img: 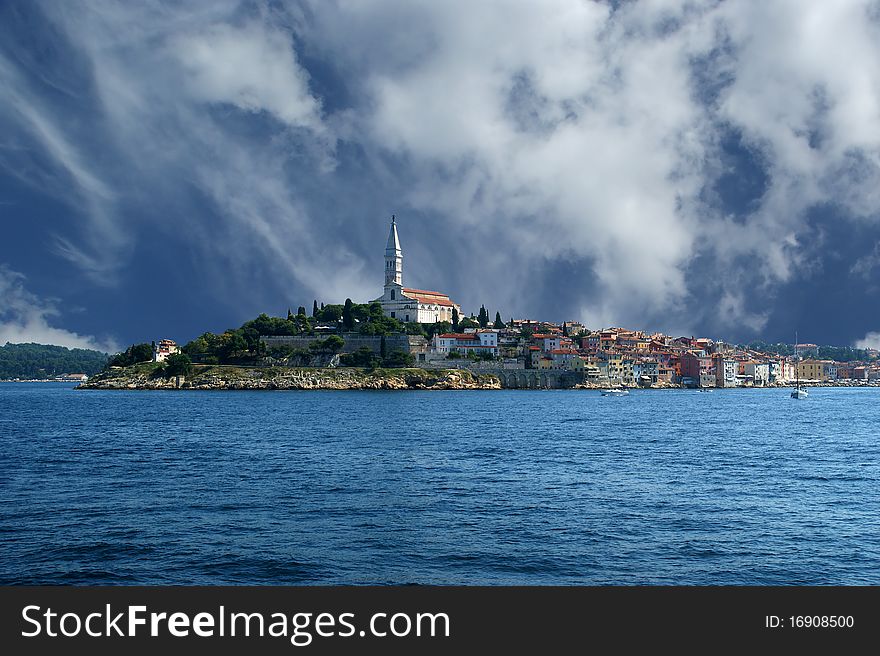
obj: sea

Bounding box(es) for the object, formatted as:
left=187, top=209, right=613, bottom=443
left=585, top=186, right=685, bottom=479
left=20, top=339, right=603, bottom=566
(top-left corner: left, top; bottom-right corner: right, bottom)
left=1, top=382, right=878, bottom=585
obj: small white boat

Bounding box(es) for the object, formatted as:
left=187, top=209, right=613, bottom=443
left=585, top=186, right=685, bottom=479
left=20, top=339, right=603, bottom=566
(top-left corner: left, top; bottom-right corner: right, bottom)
left=601, top=388, right=629, bottom=396
left=791, top=388, right=808, bottom=399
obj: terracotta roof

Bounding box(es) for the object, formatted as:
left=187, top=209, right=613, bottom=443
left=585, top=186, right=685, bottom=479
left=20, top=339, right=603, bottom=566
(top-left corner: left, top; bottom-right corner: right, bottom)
left=439, top=333, right=478, bottom=340
left=403, top=287, right=449, bottom=297
left=402, top=288, right=455, bottom=306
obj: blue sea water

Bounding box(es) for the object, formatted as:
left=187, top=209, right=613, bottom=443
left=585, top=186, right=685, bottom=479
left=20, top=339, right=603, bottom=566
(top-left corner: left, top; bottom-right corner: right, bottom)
left=1, top=383, right=878, bottom=585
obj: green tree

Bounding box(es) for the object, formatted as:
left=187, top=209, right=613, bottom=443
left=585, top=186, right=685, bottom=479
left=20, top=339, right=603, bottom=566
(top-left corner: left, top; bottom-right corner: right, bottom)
left=383, top=348, right=415, bottom=368
left=163, top=353, right=193, bottom=377
left=312, top=300, right=319, bottom=317
left=339, top=347, right=381, bottom=368
left=287, top=308, right=294, bottom=321
left=108, top=343, right=154, bottom=367
left=342, top=298, right=355, bottom=330
left=404, top=322, right=427, bottom=336
left=478, top=305, right=489, bottom=328
left=494, top=312, right=505, bottom=329
left=317, top=304, right=344, bottom=323
left=309, top=335, right=345, bottom=354
left=297, top=306, right=307, bottom=317
left=452, top=307, right=460, bottom=331
left=425, top=321, right=452, bottom=339
left=459, top=317, right=479, bottom=330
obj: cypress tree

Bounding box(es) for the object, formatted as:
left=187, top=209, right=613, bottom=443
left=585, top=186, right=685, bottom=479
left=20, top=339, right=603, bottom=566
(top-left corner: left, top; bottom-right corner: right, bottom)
left=494, top=312, right=504, bottom=329
left=452, top=307, right=459, bottom=331
left=343, top=298, right=354, bottom=330
left=478, top=305, right=489, bottom=328
left=297, top=306, right=307, bottom=317
left=313, top=300, right=319, bottom=317
left=287, top=308, right=294, bottom=321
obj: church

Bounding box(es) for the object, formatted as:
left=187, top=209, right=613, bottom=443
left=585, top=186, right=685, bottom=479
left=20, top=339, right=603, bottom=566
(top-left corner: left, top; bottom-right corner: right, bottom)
left=374, top=216, right=461, bottom=324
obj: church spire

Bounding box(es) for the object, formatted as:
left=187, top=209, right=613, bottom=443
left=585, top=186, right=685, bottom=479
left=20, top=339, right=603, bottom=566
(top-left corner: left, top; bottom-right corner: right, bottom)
left=385, top=215, right=403, bottom=287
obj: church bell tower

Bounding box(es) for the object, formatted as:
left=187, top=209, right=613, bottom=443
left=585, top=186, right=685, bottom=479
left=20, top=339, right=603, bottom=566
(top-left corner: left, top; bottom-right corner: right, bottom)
left=385, top=215, right=403, bottom=287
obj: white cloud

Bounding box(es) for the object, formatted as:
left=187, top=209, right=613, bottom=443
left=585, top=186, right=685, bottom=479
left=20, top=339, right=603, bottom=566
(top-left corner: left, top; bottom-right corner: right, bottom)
left=854, top=331, right=880, bottom=350
left=169, top=21, right=325, bottom=133
left=3, top=0, right=880, bottom=338
left=0, top=266, right=118, bottom=352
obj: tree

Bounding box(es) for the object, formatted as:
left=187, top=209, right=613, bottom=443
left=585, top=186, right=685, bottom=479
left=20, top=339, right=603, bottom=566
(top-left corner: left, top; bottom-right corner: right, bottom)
left=478, top=305, right=489, bottom=328
left=316, top=304, right=344, bottom=323
left=312, top=300, right=319, bottom=317
left=163, top=353, right=193, bottom=377
left=404, top=322, right=427, bottom=336
left=459, top=317, right=479, bottom=330
left=452, top=307, right=460, bottom=331
left=108, top=343, right=154, bottom=367
left=340, top=347, right=381, bottom=369
left=342, top=298, right=355, bottom=330
left=288, top=308, right=294, bottom=321
left=309, top=335, right=345, bottom=354
left=297, top=306, right=307, bottom=317
left=383, top=348, right=415, bottom=368
left=494, top=311, right=505, bottom=329
left=425, top=321, right=451, bottom=339
left=563, top=322, right=569, bottom=337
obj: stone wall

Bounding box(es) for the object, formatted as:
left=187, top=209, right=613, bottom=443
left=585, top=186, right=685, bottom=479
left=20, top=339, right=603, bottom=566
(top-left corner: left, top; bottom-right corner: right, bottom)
left=260, top=333, right=427, bottom=355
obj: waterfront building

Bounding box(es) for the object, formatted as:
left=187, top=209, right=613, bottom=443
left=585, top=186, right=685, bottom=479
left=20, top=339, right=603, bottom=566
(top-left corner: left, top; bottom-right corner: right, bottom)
left=433, top=331, right=499, bottom=357
left=712, top=355, right=738, bottom=387
left=680, top=350, right=713, bottom=386
left=374, top=216, right=461, bottom=324
left=798, top=359, right=837, bottom=382
left=633, top=360, right=659, bottom=385
left=742, top=361, right=770, bottom=386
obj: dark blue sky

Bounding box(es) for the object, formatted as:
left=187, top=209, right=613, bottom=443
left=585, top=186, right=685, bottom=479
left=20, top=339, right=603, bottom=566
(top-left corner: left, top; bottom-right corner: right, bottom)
left=1, top=0, right=879, bottom=352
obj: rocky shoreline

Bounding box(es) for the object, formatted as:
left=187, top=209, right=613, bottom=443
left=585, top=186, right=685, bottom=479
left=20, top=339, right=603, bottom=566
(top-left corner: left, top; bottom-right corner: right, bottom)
left=77, top=364, right=502, bottom=391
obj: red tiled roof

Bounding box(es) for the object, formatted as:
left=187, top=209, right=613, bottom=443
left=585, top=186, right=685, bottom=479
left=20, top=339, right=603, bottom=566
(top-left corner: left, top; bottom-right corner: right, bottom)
left=403, top=288, right=455, bottom=306
left=439, top=333, right=477, bottom=340
left=403, top=287, right=447, bottom=296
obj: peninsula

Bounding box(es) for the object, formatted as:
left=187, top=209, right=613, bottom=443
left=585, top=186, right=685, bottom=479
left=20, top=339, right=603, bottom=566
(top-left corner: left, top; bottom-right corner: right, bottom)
left=78, top=218, right=880, bottom=391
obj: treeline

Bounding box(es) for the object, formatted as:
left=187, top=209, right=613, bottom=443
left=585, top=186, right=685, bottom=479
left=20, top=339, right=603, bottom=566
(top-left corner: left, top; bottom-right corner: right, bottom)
left=106, top=298, right=512, bottom=370
left=180, top=300, right=472, bottom=365
left=0, top=342, right=109, bottom=379
left=742, top=341, right=876, bottom=362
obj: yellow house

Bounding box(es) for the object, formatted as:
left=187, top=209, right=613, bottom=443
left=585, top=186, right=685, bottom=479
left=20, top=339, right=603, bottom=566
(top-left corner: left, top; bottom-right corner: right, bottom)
left=797, top=360, right=836, bottom=381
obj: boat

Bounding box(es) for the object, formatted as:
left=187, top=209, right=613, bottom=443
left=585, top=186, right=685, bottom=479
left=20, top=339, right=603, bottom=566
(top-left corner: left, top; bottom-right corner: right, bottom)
left=601, top=388, right=629, bottom=396
left=697, top=388, right=713, bottom=393
left=791, top=332, right=809, bottom=400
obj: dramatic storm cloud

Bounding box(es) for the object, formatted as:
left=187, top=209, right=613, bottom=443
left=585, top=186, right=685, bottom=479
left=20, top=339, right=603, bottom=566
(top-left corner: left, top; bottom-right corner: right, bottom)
left=1, top=0, right=879, bottom=348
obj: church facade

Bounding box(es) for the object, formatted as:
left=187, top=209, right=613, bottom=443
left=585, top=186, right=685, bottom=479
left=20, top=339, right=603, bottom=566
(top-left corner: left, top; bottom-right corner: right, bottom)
left=374, top=216, right=461, bottom=324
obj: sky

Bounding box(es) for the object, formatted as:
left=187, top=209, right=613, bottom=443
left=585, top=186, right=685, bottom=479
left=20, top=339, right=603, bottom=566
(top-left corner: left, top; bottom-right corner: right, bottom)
left=1, top=0, right=880, bottom=353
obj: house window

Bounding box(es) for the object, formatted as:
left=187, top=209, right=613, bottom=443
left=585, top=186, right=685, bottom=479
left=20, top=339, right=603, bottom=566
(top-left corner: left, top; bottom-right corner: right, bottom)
left=391, top=289, right=395, bottom=300
left=405, top=315, right=410, bottom=322
left=391, top=312, right=395, bottom=318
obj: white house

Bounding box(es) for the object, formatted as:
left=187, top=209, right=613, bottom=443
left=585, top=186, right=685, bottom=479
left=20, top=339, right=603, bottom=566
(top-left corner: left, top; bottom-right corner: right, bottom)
left=433, top=330, right=499, bottom=356
left=153, top=339, right=179, bottom=362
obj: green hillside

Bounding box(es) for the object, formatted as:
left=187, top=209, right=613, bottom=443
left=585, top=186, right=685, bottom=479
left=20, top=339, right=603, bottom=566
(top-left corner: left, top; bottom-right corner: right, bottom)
left=0, top=343, right=109, bottom=379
